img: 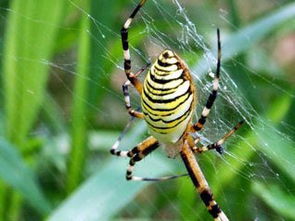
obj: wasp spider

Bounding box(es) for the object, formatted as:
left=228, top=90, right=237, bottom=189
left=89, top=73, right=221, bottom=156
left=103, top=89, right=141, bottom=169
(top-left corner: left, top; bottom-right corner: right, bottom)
left=110, top=0, right=244, bottom=220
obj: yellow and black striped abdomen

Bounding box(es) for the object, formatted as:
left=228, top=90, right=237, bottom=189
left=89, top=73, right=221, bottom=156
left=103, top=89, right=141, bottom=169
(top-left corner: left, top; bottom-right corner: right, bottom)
left=141, top=50, right=196, bottom=144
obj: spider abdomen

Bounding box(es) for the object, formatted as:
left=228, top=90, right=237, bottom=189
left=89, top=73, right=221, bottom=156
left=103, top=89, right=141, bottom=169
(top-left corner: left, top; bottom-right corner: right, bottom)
left=141, top=50, right=196, bottom=144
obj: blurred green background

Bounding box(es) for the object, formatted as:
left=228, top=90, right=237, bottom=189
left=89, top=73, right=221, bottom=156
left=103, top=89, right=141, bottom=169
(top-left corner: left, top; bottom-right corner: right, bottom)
left=0, top=0, right=294, bottom=220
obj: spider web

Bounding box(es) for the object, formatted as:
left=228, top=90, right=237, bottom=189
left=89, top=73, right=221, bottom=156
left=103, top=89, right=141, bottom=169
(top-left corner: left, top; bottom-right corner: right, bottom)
left=71, top=0, right=294, bottom=219
left=1, top=0, right=294, bottom=220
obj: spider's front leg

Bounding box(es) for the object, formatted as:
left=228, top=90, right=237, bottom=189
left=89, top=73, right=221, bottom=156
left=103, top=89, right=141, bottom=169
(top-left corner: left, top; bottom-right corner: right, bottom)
left=121, top=0, right=148, bottom=94
left=192, top=29, right=221, bottom=132
left=180, top=138, right=229, bottom=221
left=120, top=0, right=150, bottom=118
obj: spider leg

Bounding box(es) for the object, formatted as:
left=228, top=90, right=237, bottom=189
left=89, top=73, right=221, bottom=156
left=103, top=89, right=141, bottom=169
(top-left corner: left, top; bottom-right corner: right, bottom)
left=192, top=120, right=244, bottom=154
left=110, top=117, right=139, bottom=157
left=180, top=139, right=229, bottom=221
left=121, top=0, right=148, bottom=94
left=126, top=136, right=187, bottom=181
left=192, top=29, right=221, bottom=132
left=122, top=63, right=151, bottom=118
left=134, top=62, right=151, bottom=77
left=122, top=80, right=144, bottom=119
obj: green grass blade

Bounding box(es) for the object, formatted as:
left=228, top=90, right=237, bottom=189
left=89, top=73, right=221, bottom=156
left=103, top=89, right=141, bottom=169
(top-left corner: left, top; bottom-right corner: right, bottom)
left=1, top=0, right=66, bottom=218
left=256, top=124, right=295, bottom=183
left=2, top=0, right=65, bottom=145
left=42, top=93, right=67, bottom=134
left=212, top=94, right=292, bottom=190
left=49, top=157, right=173, bottom=221
left=190, top=97, right=292, bottom=219
left=50, top=121, right=176, bottom=220
left=187, top=95, right=293, bottom=219
left=66, top=0, right=91, bottom=194
left=252, top=182, right=295, bottom=219
left=194, top=2, right=295, bottom=74
left=0, top=138, right=51, bottom=214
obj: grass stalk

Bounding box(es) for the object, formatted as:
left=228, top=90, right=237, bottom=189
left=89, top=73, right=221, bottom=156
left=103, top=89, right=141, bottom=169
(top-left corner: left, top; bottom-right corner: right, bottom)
left=7, top=192, right=22, bottom=221
left=66, top=1, right=91, bottom=193
left=1, top=0, right=65, bottom=218
left=0, top=182, right=8, bottom=221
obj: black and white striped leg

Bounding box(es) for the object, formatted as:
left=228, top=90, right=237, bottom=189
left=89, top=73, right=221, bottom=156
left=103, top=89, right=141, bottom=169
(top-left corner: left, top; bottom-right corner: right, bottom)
left=110, top=117, right=137, bottom=157
left=122, top=80, right=144, bottom=119
left=122, top=63, right=151, bottom=119
left=121, top=0, right=147, bottom=93
left=193, top=29, right=221, bottom=132
left=192, top=120, right=244, bottom=154
left=126, top=136, right=187, bottom=181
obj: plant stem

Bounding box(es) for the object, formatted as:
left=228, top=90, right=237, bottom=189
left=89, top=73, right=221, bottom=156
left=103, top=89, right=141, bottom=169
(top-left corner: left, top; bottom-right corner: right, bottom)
left=7, top=192, right=22, bottom=221
left=66, top=2, right=91, bottom=193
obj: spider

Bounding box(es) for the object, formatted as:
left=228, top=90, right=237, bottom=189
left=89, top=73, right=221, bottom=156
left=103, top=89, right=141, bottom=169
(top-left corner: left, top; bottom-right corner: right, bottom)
left=110, top=0, right=244, bottom=220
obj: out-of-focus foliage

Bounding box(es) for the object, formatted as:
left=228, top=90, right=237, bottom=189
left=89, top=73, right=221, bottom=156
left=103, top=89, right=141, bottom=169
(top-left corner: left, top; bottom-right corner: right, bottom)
left=0, top=0, right=294, bottom=220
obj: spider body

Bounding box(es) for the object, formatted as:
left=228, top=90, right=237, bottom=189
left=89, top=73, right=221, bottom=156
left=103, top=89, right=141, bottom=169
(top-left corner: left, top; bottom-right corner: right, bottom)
left=141, top=50, right=196, bottom=145
left=110, top=0, right=244, bottom=220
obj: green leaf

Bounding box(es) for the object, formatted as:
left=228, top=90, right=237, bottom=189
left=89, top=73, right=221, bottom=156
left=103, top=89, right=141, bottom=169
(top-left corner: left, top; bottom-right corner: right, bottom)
left=252, top=182, right=295, bottom=219
left=0, top=138, right=50, bottom=214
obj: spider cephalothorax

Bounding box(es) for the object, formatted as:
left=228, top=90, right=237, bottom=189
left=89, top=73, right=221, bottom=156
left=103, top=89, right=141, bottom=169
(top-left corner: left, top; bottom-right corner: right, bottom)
left=110, top=0, right=243, bottom=220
